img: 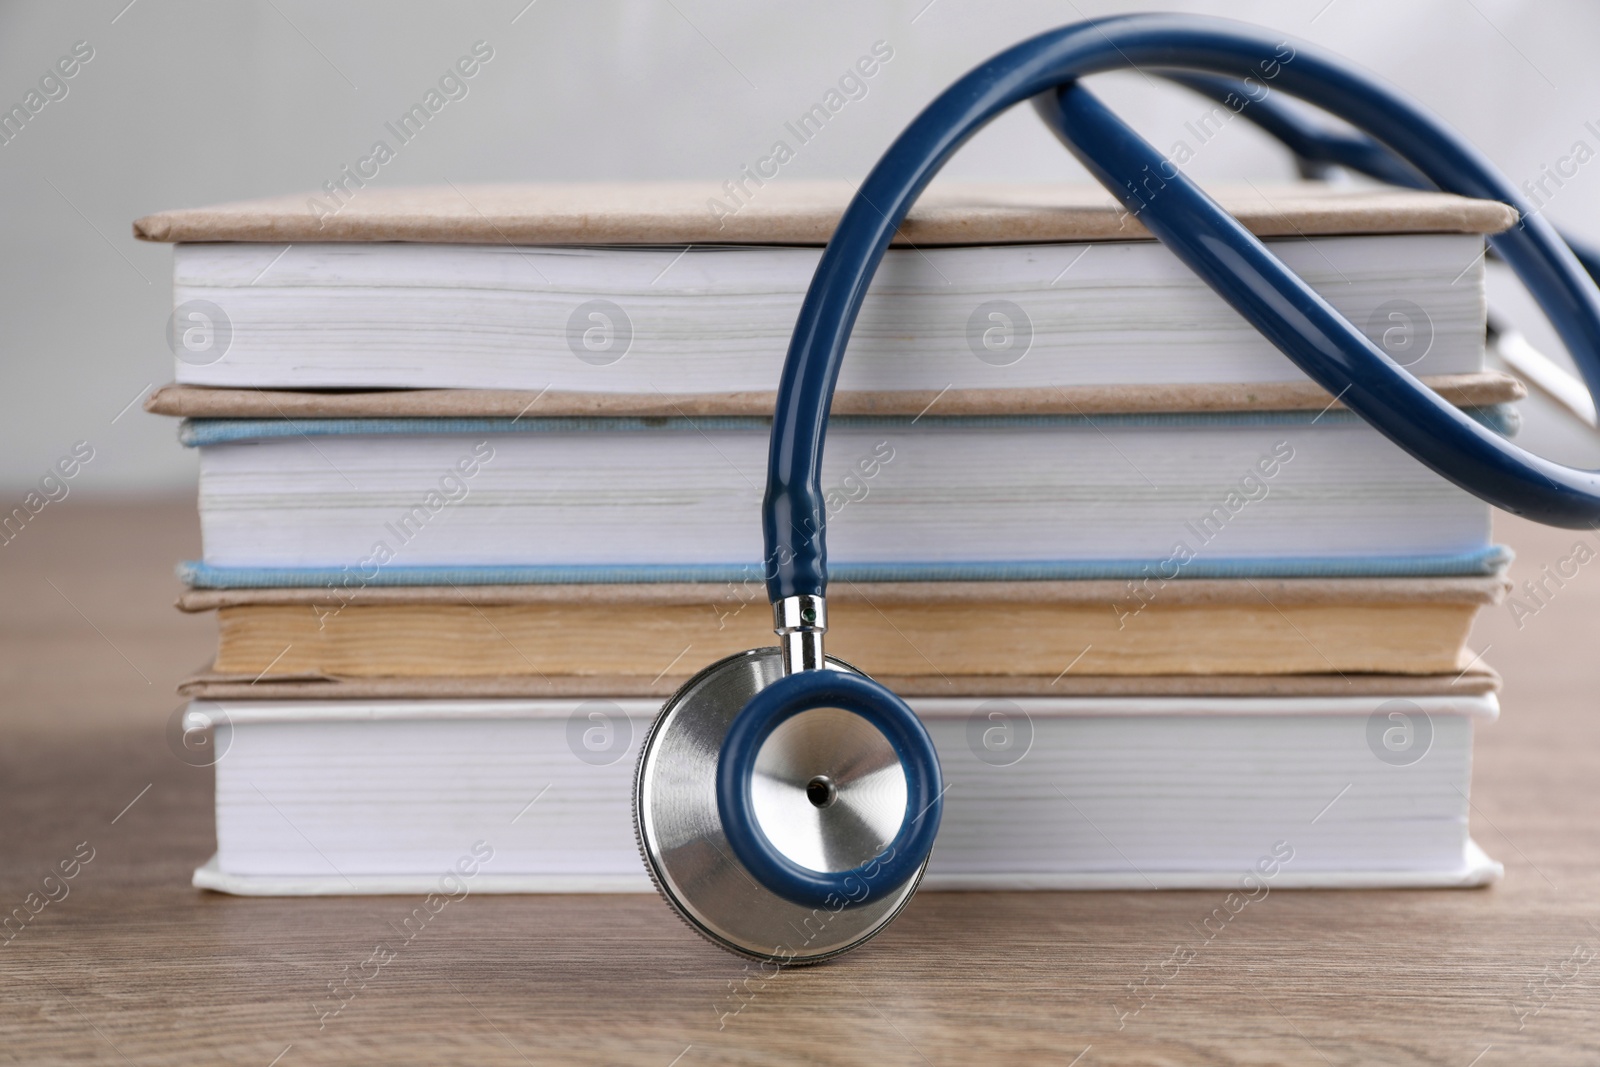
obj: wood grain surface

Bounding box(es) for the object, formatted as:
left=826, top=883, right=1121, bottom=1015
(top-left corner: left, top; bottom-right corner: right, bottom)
left=3, top=498, right=1598, bottom=1065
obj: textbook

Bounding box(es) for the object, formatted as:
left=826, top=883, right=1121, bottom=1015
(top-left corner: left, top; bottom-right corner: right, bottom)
left=186, top=685, right=1502, bottom=895
left=177, top=405, right=1514, bottom=581
left=133, top=182, right=1514, bottom=394
left=177, top=575, right=1508, bottom=681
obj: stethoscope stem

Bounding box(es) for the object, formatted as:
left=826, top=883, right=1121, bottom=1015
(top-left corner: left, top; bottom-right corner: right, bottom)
left=775, top=594, right=827, bottom=675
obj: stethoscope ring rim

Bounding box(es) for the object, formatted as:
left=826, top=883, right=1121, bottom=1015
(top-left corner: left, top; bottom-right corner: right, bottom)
left=715, top=668, right=943, bottom=911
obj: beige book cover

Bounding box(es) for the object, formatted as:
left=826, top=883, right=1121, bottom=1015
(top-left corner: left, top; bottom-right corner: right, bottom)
left=178, top=574, right=1508, bottom=686
left=177, top=664, right=1500, bottom=702
left=143, top=371, right=1524, bottom=420
left=133, top=181, right=1517, bottom=246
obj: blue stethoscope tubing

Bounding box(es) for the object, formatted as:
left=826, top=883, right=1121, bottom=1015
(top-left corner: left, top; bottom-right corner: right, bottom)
left=768, top=12, right=1600, bottom=605
left=1160, top=69, right=1600, bottom=290
left=714, top=13, right=1600, bottom=914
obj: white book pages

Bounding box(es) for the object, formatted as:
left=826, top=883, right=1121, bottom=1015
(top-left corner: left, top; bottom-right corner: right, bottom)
left=171, top=234, right=1486, bottom=391
left=197, top=694, right=1498, bottom=892
left=194, top=418, right=1491, bottom=569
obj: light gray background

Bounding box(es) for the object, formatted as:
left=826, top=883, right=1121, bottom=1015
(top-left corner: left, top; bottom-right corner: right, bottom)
left=2, top=0, right=1597, bottom=494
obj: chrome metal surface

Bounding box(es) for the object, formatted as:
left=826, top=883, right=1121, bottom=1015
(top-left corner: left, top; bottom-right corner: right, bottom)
left=777, top=633, right=825, bottom=675
left=773, top=595, right=828, bottom=634
left=774, top=595, right=827, bottom=675
left=750, top=706, right=907, bottom=874
left=633, top=647, right=927, bottom=963
left=780, top=630, right=826, bottom=675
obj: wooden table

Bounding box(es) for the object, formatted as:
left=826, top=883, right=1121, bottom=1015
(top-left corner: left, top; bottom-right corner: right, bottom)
left=3, top=499, right=1597, bottom=1065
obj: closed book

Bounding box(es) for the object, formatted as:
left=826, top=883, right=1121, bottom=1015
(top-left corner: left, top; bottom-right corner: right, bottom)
left=178, top=575, right=1508, bottom=680
left=134, top=182, right=1513, bottom=395
left=176, top=405, right=1516, bottom=583
left=186, top=681, right=1501, bottom=895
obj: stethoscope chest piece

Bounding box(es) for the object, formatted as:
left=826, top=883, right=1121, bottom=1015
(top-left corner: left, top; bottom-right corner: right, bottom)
left=633, top=647, right=931, bottom=963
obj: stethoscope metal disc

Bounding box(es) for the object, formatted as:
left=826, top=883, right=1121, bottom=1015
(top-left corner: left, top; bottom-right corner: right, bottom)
left=750, top=705, right=909, bottom=874
left=633, top=647, right=927, bottom=963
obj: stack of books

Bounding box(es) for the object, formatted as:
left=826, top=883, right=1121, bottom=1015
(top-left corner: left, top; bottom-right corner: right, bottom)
left=139, top=182, right=1517, bottom=894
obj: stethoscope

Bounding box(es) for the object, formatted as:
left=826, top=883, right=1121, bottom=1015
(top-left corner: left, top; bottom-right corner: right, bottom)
left=633, top=13, right=1600, bottom=963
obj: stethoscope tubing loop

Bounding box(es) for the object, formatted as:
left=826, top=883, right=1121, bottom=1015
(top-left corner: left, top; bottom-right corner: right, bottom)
left=760, top=12, right=1600, bottom=607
